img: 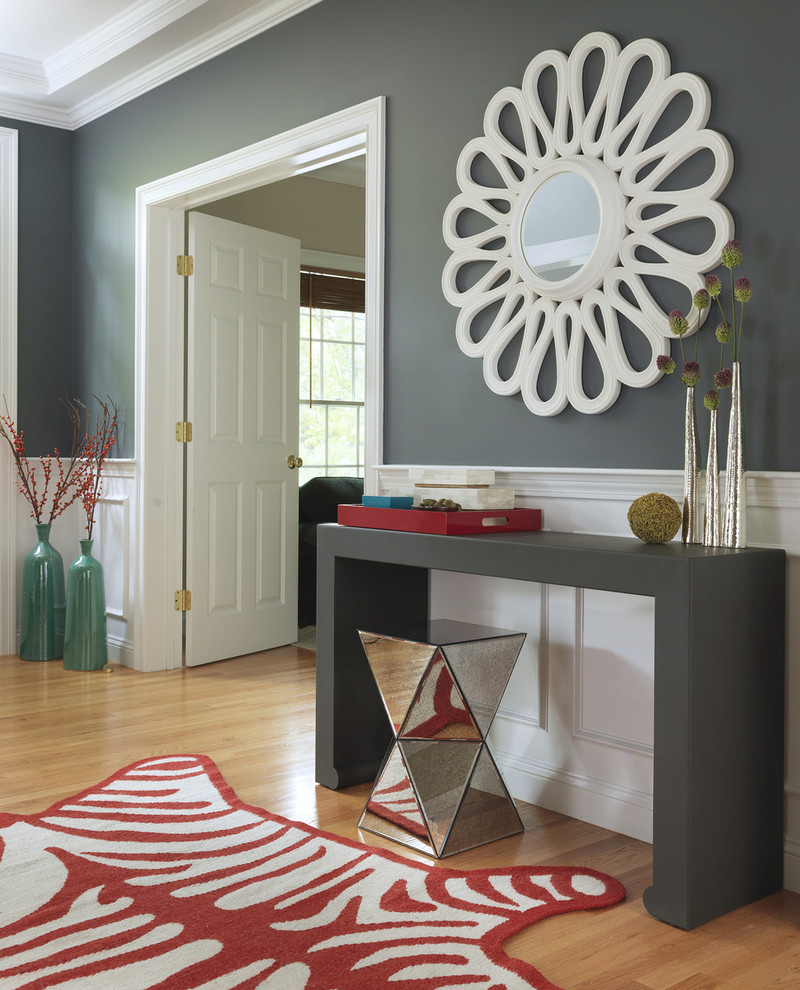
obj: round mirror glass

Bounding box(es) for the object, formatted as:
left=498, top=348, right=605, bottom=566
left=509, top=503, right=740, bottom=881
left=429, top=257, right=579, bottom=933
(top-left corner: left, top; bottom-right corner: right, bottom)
left=521, top=172, right=601, bottom=282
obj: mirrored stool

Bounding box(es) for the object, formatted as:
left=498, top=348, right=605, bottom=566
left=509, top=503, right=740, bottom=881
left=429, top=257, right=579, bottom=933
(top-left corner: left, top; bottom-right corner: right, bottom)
left=357, top=619, right=526, bottom=858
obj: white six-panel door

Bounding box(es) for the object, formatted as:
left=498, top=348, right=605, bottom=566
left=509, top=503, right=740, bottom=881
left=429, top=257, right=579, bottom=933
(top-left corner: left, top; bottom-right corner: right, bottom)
left=186, top=213, right=301, bottom=666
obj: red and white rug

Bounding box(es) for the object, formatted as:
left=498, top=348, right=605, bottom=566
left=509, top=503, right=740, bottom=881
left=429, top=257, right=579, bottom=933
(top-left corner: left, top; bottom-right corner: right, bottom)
left=0, top=755, right=625, bottom=989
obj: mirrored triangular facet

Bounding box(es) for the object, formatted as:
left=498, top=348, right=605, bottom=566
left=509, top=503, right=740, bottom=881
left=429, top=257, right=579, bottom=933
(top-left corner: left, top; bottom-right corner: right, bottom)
left=401, top=649, right=481, bottom=740
left=359, top=631, right=436, bottom=731
left=442, top=633, right=525, bottom=735
left=399, top=739, right=480, bottom=855
left=443, top=744, right=523, bottom=855
left=358, top=742, right=434, bottom=855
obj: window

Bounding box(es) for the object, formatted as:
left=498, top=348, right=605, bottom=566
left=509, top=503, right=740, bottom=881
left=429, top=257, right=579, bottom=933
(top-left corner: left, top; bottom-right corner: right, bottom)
left=298, top=267, right=365, bottom=487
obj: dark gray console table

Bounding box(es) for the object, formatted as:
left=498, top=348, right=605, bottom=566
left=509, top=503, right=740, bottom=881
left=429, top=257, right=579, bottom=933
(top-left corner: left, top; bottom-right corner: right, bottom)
left=315, top=524, right=785, bottom=930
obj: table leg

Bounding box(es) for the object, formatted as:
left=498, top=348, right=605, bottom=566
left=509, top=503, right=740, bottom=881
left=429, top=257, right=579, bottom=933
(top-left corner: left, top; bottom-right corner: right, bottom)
left=645, top=557, right=784, bottom=928
left=315, top=553, right=428, bottom=788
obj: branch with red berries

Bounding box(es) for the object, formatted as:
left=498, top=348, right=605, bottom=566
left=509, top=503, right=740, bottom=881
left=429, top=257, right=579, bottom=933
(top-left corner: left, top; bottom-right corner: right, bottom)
left=77, top=396, right=118, bottom=539
left=1, top=395, right=118, bottom=529
left=0, top=396, right=92, bottom=524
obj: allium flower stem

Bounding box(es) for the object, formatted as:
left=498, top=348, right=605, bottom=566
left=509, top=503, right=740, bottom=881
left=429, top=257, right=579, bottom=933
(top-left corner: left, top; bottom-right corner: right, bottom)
left=710, top=282, right=733, bottom=362
left=78, top=395, right=118, bottom=538
left=736, top=301, right=745, bottom=362
left=730, top=268, right=736, bottom=358
left=694, top=311, right=701, bottom=361
left=713, top=286, right=729, bottom=332
left=678, top=334, right=688, bottom=367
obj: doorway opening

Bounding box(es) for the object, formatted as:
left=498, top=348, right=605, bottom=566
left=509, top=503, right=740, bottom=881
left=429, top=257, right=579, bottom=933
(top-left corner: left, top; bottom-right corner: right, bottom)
left=195, top=157, right=368, bottom=486
left=134, top=98, right=385, bottom=671
left=188, top=161, right=366, bottom=661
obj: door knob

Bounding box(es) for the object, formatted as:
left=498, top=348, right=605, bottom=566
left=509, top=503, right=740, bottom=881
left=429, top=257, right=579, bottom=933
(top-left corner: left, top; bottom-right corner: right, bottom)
left=287, top=454, right=303, bottom=469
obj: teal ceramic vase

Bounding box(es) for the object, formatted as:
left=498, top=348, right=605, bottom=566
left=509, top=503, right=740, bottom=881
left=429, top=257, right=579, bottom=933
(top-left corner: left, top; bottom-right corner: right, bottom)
left=19, top=523, right=66, bottom=661
left=63, top=539, right=108, bottom=671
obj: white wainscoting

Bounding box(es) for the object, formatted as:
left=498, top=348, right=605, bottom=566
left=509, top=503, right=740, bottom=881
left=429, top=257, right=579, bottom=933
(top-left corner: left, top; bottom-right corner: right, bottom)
left=13, top=459, right=136, bottom=667
left=376, top=465, right=800, bottom=891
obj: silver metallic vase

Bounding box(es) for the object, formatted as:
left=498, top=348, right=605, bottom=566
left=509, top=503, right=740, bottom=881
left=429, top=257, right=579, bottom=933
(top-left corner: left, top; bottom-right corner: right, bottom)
left=722, top=361, right=746, bottom=547
left=682, top=386, right=701, bottom=544
left=703, top=407, right=721, bottom=546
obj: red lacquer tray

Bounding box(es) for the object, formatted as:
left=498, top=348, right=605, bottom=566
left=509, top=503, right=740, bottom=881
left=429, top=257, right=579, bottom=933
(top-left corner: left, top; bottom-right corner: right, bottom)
left=337, top=504, right=542, bottom=535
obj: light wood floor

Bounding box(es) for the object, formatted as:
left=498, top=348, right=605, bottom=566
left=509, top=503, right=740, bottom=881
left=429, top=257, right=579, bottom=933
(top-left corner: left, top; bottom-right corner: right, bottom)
left=1, top=648, right=798, bottom=989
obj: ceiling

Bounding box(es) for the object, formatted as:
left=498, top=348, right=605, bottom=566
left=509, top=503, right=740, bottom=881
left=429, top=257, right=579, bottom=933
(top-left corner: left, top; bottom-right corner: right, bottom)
left=0, top=0, right=324, bottom=129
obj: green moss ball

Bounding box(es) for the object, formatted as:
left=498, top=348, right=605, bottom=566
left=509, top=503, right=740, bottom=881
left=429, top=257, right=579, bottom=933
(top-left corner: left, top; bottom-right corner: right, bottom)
left=627, top=492, right=682, bottom=544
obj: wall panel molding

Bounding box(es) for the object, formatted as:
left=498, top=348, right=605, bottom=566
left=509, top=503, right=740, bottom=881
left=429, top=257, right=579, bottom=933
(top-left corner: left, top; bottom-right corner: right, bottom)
left=93, top=462, right=135, bottom=661
left=95, top=492, right=131, bottom=621
left=573, top=588, right=654, bottom=755
left=573, top=587, right=656, bottom=755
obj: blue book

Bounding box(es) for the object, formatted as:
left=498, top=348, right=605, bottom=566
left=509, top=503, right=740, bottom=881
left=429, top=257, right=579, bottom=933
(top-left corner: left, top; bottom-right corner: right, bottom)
left=361, top=495, right=414, bottom=509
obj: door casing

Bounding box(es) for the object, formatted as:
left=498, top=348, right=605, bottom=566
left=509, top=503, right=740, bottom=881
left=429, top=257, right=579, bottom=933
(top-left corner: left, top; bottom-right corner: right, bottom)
left=134, top=97, right=385, bottom=671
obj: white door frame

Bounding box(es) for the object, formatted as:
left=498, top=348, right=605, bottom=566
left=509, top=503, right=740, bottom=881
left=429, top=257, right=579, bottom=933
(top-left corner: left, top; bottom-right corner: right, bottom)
left=134, top=97, right=385, bottom=671
left=0, top=127, right=18, bottom=655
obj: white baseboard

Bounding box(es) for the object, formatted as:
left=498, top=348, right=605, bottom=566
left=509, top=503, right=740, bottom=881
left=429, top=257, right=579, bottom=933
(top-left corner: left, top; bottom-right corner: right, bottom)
left=495, top=749, right=654, bottom=843
left=783, top=839, right=800, bottom=892
left=107, top=634, right=135, bottom=669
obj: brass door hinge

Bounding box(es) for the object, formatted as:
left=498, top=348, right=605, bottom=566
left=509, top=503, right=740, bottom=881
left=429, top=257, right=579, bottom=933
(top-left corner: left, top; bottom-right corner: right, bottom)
left=174, top=589, right=192, bottom=612
left=177, top=254, right=194, bottom=276
left=175, top=421, right=193, bottom=442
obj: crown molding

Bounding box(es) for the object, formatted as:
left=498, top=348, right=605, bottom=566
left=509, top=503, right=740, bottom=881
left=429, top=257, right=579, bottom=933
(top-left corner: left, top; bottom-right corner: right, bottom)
left=0, top=93, right=72, bottom=129
left=0, top=0, right=325, bottom=130
left=44, top=0, right=211, bottom=95
left=0, top=55, right=49, bottom=97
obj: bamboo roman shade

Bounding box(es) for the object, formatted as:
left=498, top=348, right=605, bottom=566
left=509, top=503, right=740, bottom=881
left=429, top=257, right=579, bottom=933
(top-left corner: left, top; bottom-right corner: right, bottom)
left=300, top=267, right=365, bottom=314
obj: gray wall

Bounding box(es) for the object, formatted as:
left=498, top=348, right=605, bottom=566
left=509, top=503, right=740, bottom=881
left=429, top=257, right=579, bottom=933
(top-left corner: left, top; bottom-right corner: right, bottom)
left=2, top=117, right=73, bottom=453
left=21, top=0, right=800, bottom=467
left=195, top=173, right=366, bottom=257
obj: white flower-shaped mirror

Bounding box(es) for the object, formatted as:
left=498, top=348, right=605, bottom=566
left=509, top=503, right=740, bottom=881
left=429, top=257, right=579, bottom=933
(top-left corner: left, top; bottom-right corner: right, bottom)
left=442, top=31, right=734, bottom=415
